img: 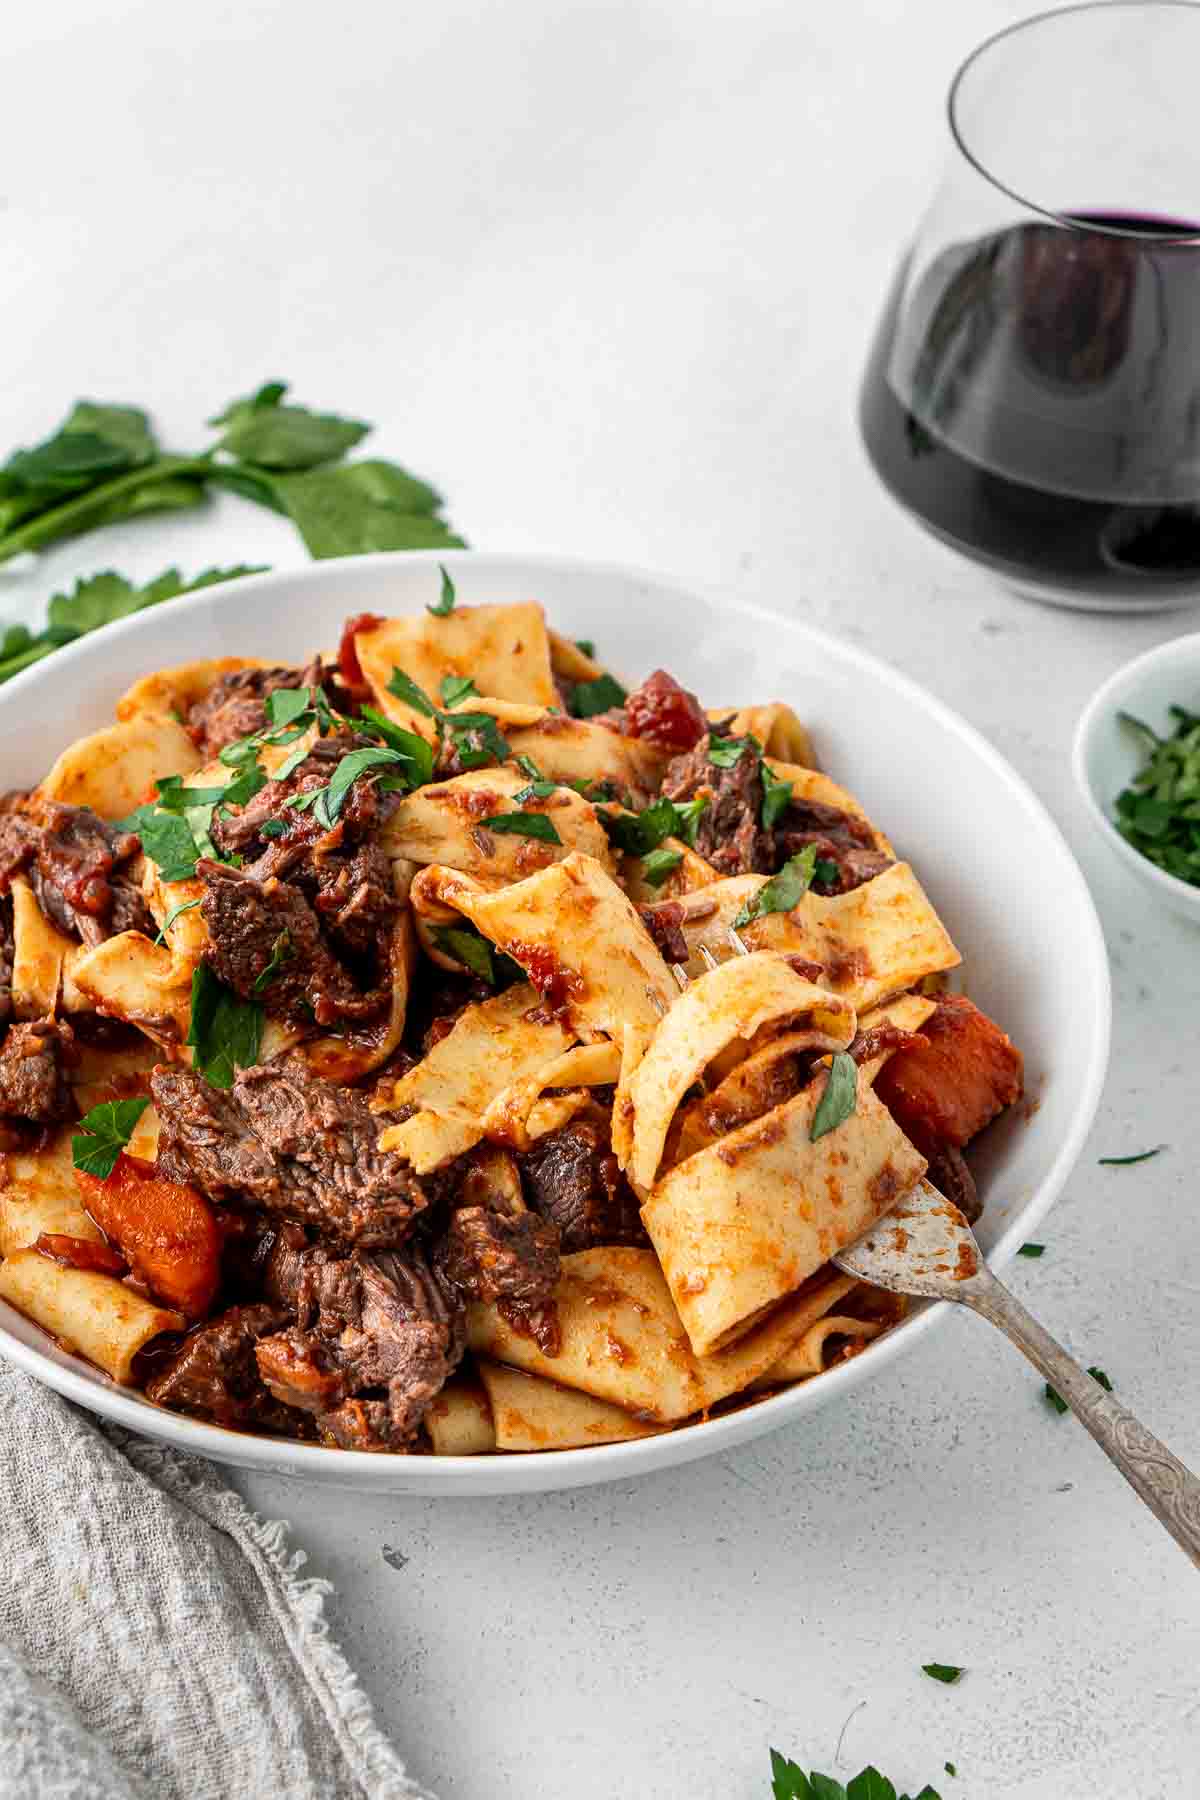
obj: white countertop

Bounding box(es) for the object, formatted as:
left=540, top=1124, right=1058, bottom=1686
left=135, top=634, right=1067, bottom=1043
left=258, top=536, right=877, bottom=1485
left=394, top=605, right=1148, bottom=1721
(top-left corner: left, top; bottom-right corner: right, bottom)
left=5, top=2, right=1199, bottom=1795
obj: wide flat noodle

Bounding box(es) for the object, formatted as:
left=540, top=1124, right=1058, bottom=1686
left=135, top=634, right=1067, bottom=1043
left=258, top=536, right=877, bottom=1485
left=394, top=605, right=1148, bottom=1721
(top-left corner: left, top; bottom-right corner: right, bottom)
left=68, top=932, right=194, bottom=1051
left=0, top=1127, right=102, bottom=1255
left=641, top=1075, right=927, bottom=1355
left=375, top=983, right=573, bottom=1173
left=425, top=1378, right=497, bottom=1455
left=300, top=909, right=417, bottom=1083
left=621, top=840, right=719, bottom=905
left=477, top=1361, right=663, bottom=1451
left=409, top=852, right=676, bottom=1040
left=10, top=877, right=74, bottom=1019
left=680, top=863, right=960, bottom=1010
left=381, top=766, right=613, bottom=880
left=504, top=717, right=667, bottom=804
left=619, top=952, right=857, bottom=1195
left=481, top=1041, right=622, bottom=1152
left=751, top=1310, right=887, bottom=1387
left=356, top=604, right=557, bottom=735
left=39, top=714, right=200, bottom=821
left=466, top=1246, right=863, bottom=1422
left=855, top=993, right=937, bottom=1086
left=116, top=656, right=275, bottom=724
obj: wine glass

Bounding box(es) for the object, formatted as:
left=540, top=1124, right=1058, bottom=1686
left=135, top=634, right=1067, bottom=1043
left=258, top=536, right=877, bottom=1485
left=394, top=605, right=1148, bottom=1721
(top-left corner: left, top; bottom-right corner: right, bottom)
left=859, top=1, right=1200, bottom=612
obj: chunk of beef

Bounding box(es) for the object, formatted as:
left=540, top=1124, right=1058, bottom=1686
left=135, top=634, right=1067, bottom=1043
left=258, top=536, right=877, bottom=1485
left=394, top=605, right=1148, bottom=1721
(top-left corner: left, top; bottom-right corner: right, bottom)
left=520, top=1113, right=647, bottom=1252
left=434, top=1205, right=560, bottom=1306
left=197, top=860, right=388, bottom=1029
left=0, top=801, right=152, bottom=945
left=403, top=963, right=493, bottom=1057
left=150, top=1060, right=428, bottom=1246
left=145, top=1302, right=304, bottom=1434
left=661, top=735, right=770, bottom=876
left=637, top=898, right=689, bottom=964
left=211, top=733, right=391, bottom=865
left=772, top=795, right=893, bottom=893
left=0, top=1020, right=74, bottom=1123
left=186, top=662, right=321, bottom=757
left=924, top=1141, right=982, bottom=1225
left=308, top=837, right=396, bottom=958
left=254, top=1244, right=463, bottom=1451
left=874, top=994, right=1024, bottom=1152
left=0, top=897, right=12, bottom=1033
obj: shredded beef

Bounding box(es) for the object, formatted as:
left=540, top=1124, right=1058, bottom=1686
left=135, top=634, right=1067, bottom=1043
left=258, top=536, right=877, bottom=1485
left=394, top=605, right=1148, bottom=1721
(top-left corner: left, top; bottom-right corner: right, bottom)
left=661, top=735, right=770, bottom=876
left=0, top=897, right=12, bottom=1033
left=0, top=802, right=152, bottom=945
left=924, top=1141, right=982, bottom=1225
left=150, top=1060, right=428, bottom=1246
left=144, top=1303, right=305, bottom=1433
left=772, top=795, right=893, bottom=893
left=434, top=1204, right=560, bottom=1306
left=186, top=661, right=324, bottom=757
left=520, top=1114, right=647, bottom=1252
left=254, top=1244, right=463, bottom=1450
left=637, top=899, right=689, bottom=964
left=198, top=860, right=388, bottom=1029
left=0, top=1020, right=74, bottom=1123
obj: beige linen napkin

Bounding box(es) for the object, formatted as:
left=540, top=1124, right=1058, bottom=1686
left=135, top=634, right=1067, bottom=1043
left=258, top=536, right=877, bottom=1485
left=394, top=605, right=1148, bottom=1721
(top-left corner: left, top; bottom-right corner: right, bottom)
left=0, top=1360, right=436, bottom=1800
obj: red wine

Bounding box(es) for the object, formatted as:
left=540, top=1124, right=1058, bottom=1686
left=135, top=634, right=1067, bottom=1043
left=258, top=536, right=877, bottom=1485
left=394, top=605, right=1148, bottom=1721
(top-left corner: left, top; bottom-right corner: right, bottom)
left=860, top=212, right=1200, bottom=605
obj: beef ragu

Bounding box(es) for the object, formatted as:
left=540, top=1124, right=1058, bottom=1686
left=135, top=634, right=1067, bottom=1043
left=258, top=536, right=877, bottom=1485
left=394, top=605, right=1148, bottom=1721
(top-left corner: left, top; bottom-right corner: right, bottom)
left=0, top=591, right=1024, bottom=1456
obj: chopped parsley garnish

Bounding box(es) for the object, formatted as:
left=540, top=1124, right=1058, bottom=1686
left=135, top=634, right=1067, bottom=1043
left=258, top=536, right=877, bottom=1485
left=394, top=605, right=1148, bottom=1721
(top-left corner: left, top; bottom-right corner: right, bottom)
left=1089, top=1366, right=1113, bottom=1391
left=446, top=710, right=510, bottom=769
left=708, top=732, right=760, bottom=769
left=432, top=925, right=498, bottom=984
left=1017, top=1242, right=1045, bottom=1257
left=769, top=1749, right=943, bottom=1800
left=440, top=673, right=477, bottom=707
left=640, top=847, right=683, bottom=888
left=479, top=810, right=562, bottom=845
left=287, top=744, right=420, bottom=827
left=921, top=1664, right=963, bottom=1686
left=259, top=819, right=288, bottom=839
left=814, top=856, right=841, bottom=888
left=119, top=805, right=204, bottom=882
left=252, top=931, right=293, bottom=993
left=154, top=896, right=202, bottom=945
left=1113, top=705, right=1200, bottom=886
left=71, top=1096, right=150, bottom=1180
left=264, top=685, right=314, bottom=729
left=571, top=672, right=627, bottom=717
left=513, top=779, right=559, bottom=802
left=944, top=1765, right=956, bottom=1779
left=733, top=845, right=817, bottom=928
left=761, top=764, right=794, bottom=829
left=386, top=666, right=438, bottom=718
left=1098, top=1145, right=1166, bottom=1166
left=428, top=563, right=457, bottom=616
left=600, top=794, right=707, bottom=857
left=574, top=638, right=595, bottom=659
left=809, top=1050, right=857, bottom=1142
left=187, top=964, right=264, bottom=1089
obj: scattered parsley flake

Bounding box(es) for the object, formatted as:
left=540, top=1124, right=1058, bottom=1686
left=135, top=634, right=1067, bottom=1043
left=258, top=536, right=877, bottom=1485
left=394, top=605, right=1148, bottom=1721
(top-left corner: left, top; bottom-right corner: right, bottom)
left=386, top=666, right=437, bottom=718
left=432, top=925, right=496, bottom=984
left=252, top=931, right=293, bottom=993
left=761, top=764, right=793, bottom=829
left=641, top=847, right=683, bottom=888
left=708, top=732, right=760, bottom=769
left=153, top=896, right=202, bottom=945
left=71, top=1097, right=150, bottom=1180
left=921, top=1664, right=963, bottom=1686
left=572, top=672, right=626, bottom=717
left=810, top=1050, right=858, bottom=1141
left=1018, top=1242, right=1045, bottom=1257
left=733, top=845, right=817, bottom=928
left=427, top=564, right=457, bottom=616
left=1098, top=1145, right=1166, bottom=1166
left=479, top=810, right=562, bottom=845
left=574, top=638, right=596, bottom=659
left=440, top=673, right=477, bottom=707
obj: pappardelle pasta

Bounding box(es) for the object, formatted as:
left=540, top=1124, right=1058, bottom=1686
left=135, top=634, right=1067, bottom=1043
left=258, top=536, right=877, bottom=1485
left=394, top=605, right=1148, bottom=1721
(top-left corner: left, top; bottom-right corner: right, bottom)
left=0, top=587, right=1024, bottom=1455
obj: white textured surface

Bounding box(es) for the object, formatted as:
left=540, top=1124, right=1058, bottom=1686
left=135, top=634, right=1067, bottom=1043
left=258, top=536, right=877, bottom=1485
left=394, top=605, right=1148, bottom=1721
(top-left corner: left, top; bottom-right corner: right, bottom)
left=4, top=2, right=1199, bottom=1796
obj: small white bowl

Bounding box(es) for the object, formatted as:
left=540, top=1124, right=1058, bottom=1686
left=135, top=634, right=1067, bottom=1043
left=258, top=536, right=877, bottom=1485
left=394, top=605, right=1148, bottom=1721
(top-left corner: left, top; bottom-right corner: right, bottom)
left=1073, top=633, right=1200, bottom=926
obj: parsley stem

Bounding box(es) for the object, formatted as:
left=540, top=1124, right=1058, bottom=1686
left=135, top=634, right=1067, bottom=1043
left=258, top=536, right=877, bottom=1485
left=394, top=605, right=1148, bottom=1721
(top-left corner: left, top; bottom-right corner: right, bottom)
left=0, top=455, right=215, bottom=564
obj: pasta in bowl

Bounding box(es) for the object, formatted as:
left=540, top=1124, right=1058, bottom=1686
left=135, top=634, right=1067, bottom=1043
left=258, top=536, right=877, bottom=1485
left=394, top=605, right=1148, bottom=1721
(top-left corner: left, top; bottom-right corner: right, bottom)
left=0, top=555, right=1109, bottom=1492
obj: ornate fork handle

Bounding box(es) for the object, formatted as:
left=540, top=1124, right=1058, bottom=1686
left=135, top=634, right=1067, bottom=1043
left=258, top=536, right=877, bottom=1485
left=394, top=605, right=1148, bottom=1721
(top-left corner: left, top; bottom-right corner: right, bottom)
left=964, top=1265, right=1200, bottom=1569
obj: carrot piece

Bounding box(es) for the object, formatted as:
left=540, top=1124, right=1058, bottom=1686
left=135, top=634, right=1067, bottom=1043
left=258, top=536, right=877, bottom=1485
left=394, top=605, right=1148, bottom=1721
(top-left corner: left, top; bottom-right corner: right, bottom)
left=874, top=994, right=1023, bottom=1151
left=74, top=1153, right=220, bottom=1320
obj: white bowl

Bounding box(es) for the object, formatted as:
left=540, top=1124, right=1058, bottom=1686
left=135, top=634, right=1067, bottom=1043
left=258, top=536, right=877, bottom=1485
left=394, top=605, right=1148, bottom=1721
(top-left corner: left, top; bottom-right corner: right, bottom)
left=1073, top=633, right=1200, bottom=926
left=0, top=552, right=1110, bottom=1493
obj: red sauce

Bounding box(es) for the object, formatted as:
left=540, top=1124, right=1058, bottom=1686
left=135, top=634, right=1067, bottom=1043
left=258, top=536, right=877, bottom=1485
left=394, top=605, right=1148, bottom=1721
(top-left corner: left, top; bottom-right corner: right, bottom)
left=510, top=941, right=585, bottom=1019
left=337, top=612, right=383, bottom=693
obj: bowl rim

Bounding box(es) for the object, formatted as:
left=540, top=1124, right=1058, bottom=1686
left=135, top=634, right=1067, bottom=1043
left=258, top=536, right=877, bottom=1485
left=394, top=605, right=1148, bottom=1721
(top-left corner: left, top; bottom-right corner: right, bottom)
left=1071, top=629, right=1200, bottom=915
left=0, top=549, right=1113, bottom=1488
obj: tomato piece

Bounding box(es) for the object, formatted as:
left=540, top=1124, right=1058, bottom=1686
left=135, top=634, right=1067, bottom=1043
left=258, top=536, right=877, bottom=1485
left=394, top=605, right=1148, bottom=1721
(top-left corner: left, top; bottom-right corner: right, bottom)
left=75, top=1153, right=220, bottom=1320
left=874, top=995, right=1024, bottom=1150
left=338, top=611, right=383, bottom=693
left=624, top=669, right=708, bottom=750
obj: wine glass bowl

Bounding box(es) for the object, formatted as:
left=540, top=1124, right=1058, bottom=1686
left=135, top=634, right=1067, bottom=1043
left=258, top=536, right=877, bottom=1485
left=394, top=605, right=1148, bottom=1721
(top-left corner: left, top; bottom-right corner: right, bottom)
left=860, top=2, right=1200, bottom=611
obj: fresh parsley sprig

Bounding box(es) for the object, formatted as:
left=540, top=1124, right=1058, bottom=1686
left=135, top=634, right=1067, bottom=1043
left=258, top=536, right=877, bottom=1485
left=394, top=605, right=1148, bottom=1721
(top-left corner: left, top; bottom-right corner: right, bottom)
left=187, top=965, right=263, bottom=1089
left=71, top=1097, right=150, bottom=1180
left=769, top=1750, right=943, bottom=1800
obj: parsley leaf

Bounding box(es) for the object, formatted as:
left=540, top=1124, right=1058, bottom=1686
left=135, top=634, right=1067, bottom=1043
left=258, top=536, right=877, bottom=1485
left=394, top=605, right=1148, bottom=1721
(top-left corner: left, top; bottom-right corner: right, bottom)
left=1098, top=1145, right=1166, bottom=1165
left=813, top=856, right=841, bottom=888
left=571, top=672, right=627, bottom=718
left=1043, top=1382, right=1070, bottom=1415
left=358, top=708, right=436, bottom=784
left=445, top=710, right=510, bottom=769
left=1018, top=1242, right=1045, bottom=1257
left=440, top=674, right=477, bottom=707
left=264, top=460, right=465, bottom=560
left=265, top=686, right=315, bottom=729
left=708, top=732, right=760, bottom=769
left=1089, top=1366, right=1113, bottom=1391
left=207, top=380, right=288, bottom=428
left=302, top=745, right=421, bottom=826
left=574, top=638, right=596, bottom=659
left=846, top=1773, right=897, bottom=1800
left=386, top=667, right=438, bottom=718
left=215, top=396, right=369, bottom=470
left=770, top=1750, right=814, bottom=1799
left=600, top=797, right=682, bottom=857
left=480, top=810, right=562, bottom=845
left=432, top=925, right=497, bottom=984
left=761, top=763, right=794, bottom=829
left=154, top=896, right=202, bottom=945
left=514, top=779, right=559, bottom=802
left=187, top=965, right=263, bottom=1089
left=733, top=845, right=818, bottom=928
left=118, top=805, right=204, bottom=883
left=641, top=847, right=683, bottom=887
left=1113, top=705, right=1200, bottom=888
left=429, top=564, right=457, bottom=616
left=810, top=1050, right=858, bottom=1141
left=71, top=1096, right=150, bottom=1180
left=921, top=1664, right=963, bottom=1686
left=252, top=931, right=293, bottom=993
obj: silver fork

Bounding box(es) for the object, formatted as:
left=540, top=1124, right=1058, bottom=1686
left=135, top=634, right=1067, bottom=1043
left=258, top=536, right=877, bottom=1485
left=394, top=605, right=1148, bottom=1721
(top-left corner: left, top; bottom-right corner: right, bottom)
left=666, top=923, right=1200, bottom=1567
